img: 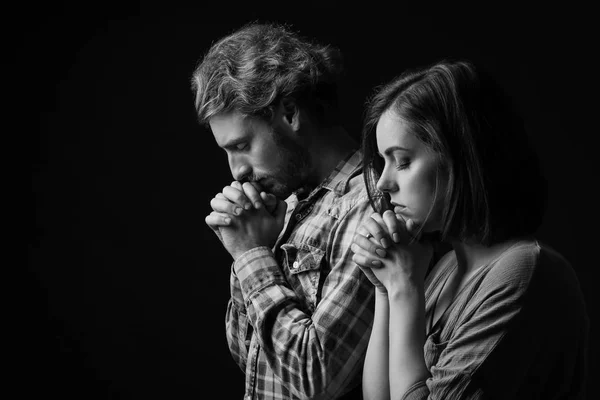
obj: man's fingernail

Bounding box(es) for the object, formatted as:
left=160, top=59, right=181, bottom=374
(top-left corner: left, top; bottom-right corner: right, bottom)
left=380, top=238, right=390, bottom=248
left=244, top=203, right=252, bottom=210
left=372, top=260, right=381, bottom=266
left=376, top=249, right=386, bottom=257
left=224, top=217, right=231, bottom=224
left=393, top=233, right=400, bottom=243
left=254, top=202, right=262, bottom=209
left=235, top=208, right=242, bottom=215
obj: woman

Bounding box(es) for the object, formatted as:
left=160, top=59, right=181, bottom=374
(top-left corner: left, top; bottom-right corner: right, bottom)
left=351, top=60, right=589, bottom=399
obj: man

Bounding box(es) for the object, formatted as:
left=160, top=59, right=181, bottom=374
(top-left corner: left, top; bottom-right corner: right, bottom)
left=191, top=22, right=381, bottom=399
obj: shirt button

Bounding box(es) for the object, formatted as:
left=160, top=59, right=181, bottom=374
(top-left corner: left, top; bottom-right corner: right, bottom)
left=292, top=261, right=300, bottom=269
left=296, top=213, right=302, bottom=220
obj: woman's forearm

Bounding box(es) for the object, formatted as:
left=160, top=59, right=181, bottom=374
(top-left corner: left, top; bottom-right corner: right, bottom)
left=363, top=289, right=391, bottom=400
left=388, top=285, right=429, bottom=399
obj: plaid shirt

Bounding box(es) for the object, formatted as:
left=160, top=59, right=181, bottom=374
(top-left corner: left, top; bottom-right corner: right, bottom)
left=225, top=150, right=376, bottom=399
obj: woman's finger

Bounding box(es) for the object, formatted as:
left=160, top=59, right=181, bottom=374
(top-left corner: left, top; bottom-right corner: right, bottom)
left=351, top=243, right=382, bottom=267
left=365, top=213, right=393, bottom=249
left=405, top=218, right=422, bottom=242
left=355, top=261, right=387, bottom=292
left=382, top=209, right=404, bottom=243
left=354, top=233, right=387, bottom=258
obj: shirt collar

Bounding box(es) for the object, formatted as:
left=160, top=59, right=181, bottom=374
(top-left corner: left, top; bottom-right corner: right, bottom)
left=293, top=149, right=363, bottom=200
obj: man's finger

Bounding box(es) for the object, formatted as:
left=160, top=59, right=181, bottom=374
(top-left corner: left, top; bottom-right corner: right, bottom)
left=222, top=186, right=252, bottom=210
left=274, top=197, right=288, bottom=227
left=205, top=211, right=233, bottom=228
left=231, top=181, right=243, bottom=190
left=210, top=196, right=243, bottom=216
left=260, top=192, right=278, bottom=214
left=242, top=182, right=263, bottom=209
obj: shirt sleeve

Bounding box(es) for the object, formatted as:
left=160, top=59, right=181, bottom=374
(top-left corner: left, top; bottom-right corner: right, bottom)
left=225, top=263, right=250, bottom=372
left=233, top=197, right=376, bottom=399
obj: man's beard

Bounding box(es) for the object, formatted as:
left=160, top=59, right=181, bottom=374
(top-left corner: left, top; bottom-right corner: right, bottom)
left=257, top=127, right=310, bottom=199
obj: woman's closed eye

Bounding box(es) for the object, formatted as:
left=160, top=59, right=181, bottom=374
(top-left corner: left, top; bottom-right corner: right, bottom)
left=395, top=158, right=411, bottom=170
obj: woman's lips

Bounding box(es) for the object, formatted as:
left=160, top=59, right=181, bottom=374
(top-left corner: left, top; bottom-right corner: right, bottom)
left=391, top=202, right=406, bottom=210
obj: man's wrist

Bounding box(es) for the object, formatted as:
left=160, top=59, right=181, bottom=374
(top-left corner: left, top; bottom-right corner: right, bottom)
left=232, top=246, right=273, bottom=273
left=231, top=244, right=265, bottom=262
left=233, top=246, right=283, bottom=300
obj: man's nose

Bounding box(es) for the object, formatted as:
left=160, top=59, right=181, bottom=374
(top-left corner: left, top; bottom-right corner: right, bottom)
left=230, top=158, right=251, bottom=182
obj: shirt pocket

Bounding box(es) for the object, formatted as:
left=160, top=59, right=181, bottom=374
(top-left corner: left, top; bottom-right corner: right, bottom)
left=424, top=329, right=450, bottom=369
left=281, top=243, right=325, bottom=312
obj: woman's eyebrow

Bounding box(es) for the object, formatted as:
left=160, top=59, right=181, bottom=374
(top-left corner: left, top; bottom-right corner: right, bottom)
left=377, top=146, right=410, bottom=157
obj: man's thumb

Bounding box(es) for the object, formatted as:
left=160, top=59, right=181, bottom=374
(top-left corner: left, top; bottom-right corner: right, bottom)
left=274, top=199, right=288, bottom=226
left=261, top=192, right=278, bottom=214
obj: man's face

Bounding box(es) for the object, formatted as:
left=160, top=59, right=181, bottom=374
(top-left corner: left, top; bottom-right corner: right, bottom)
left=209, top=111, right=309, bottom=199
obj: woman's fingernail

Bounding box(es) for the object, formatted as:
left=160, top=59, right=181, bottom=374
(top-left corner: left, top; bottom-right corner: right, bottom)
left=376, top=249, right=386, bottom=257
left=393, top=233, right=400, bottom=242
left=372, top=260, right=381, bottom=266
left=244, top=203, right=252, bottom=210
left=380, top=238, right=390, bottom=248
left=224, top=217, right=231, bottom=224
left=235, top=207, right=242, bottom=215
left=254, top=202, right=262, bottom=209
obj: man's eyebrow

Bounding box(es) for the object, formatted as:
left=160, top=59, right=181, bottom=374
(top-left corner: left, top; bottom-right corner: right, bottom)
left=221, top=137, right=247, bottom=149
left=377, top=146, right=410, bottom=157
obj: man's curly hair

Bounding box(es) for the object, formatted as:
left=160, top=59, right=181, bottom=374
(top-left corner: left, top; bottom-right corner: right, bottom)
left=191, top=22, right=344, bottom=127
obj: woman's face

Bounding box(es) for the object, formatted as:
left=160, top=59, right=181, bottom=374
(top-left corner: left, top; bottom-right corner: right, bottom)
left=375, top=110, right=447, bottom=232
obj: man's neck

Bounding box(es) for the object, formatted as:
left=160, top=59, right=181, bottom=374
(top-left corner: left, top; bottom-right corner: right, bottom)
left=308, top=126, right=358, bottom=185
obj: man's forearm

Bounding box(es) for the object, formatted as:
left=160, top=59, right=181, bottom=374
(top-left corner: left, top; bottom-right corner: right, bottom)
left=225, top=298, right=249, bottom=372
left=235, top=246, right=374, bottom=398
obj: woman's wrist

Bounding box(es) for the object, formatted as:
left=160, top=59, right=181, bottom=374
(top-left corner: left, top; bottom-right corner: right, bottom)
left=387, top=280, right=424, bottom=302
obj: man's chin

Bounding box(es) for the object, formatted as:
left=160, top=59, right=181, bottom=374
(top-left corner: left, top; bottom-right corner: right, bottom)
left=270, top=189, right=293, bottom=200
left=266, top=185, right=293, bottom=200
left=259, top=177, right=299, bottom=199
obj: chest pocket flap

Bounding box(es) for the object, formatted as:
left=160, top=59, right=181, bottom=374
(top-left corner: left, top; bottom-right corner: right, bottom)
left=280, top=243, right=325, bottom=310
left=281, top=243, right=325, bottom=274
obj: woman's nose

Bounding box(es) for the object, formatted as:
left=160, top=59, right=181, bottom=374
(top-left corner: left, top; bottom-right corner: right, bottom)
left=376, top=169, right=398, bottom=193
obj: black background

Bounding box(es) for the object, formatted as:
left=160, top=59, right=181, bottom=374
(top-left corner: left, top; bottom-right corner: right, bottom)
left=23, top=2, right=597, bottom=399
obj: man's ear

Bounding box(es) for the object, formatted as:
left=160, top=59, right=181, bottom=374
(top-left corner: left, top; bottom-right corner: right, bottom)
left=279, top=97, right=301, bottom=131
